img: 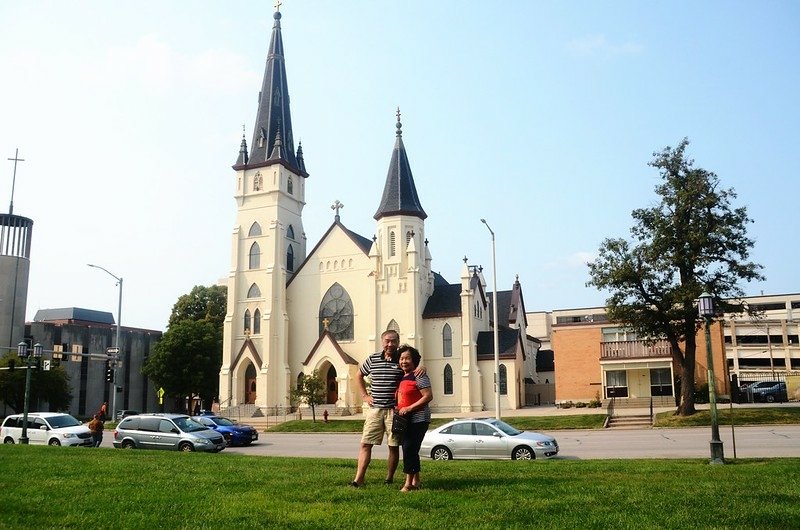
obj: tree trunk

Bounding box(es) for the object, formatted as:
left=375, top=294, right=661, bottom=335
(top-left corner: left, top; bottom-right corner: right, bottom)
left=676, top=341, right=697, bottom=416
left=310, top=403, right=316, bottom=423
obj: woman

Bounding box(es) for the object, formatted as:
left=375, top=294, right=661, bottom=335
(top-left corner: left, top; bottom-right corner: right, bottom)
left=396, top=345, right=433, bottom=492
left=88, top=414, right=104, bottom=447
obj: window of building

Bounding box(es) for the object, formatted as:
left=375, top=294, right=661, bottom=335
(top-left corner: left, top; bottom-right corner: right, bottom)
left=248, top=222, right=262, bottom=237
left=499, top=364, right=507, bottom=395
left=286, top=244, right=294, bottom=272
left=243, top=309, right=251, bottom=334
left=287, top=176, right=294, bottom=194
left=389, top=231, right=396, bottom=257
left=650, top=368, right=672, bottom=397
left=247, top=283, right=261, bottom=298
left=253, top=309, right=261, bottom=335
left=253, top=172, right=263, bottom=191
left=249, top=242, right=260, bottom=269
left=287, top=225, right=295, bottom=240
left=442, top=324, right=452, bottom=357
left=443, top=364, right=453, bottom=395
left=319, top=283, right=354, bottom=341
left=602, top=327, right=638, bottom=342
left=406, top=231, right=413, bottom=248
left=605, top=370, right=628, bottom=398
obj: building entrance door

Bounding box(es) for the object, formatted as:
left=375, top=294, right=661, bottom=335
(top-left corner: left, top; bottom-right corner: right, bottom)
left=245, top=364, right=257, bottom=404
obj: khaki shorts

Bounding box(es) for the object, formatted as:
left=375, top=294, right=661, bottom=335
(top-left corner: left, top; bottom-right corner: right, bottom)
left=361, top=407, right=401, bottom=446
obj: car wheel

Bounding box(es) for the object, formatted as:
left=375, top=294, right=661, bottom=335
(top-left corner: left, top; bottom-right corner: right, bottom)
left=48, top=438, right=61, bottom=447
left=179, top=442, right=195, bottom=452
left=3, top=437, right=14, bottom=444
left=766, top=395, right=776, bottom=403
left=512, top=446, right=535, bottom=460
left=432, top=446, right=452, bottom=460
left=121, top=440, right=135, bottom=449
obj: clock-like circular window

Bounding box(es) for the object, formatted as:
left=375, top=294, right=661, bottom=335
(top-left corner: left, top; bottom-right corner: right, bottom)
left=319, top=283, right=354, bottom=340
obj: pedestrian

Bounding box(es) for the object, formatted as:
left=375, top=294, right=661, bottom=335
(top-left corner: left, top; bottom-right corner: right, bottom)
left=396, top=345, right=432, bottom=492
left=351, top=330, right=425, bottom=488
left=88, top=414, right=104, bottom=447
left=99, top=402, right=108, bottom=421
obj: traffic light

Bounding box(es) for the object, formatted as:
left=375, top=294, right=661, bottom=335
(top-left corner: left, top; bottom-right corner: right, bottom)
left=105, top=362, right=114, bottom=383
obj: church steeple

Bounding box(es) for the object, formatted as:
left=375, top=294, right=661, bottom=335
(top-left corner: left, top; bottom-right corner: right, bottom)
left=241, top=9, right=302, bottom=173
left=374, top=109, right=427, bottom=220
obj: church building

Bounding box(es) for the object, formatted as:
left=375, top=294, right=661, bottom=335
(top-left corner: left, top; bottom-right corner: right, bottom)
left=219, top=10, right=539, bottom=414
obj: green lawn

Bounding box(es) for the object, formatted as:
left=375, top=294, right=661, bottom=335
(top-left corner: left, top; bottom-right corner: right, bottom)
left=1, top=446, right=798, bottom=528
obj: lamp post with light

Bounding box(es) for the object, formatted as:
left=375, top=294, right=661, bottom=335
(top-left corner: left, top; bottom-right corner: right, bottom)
left=698, top=291, right=724, bottom=464
left=480, top=219, right=501, bottom=420
left=87, top=263, right=123, bottom=423
left=16, top=341, right=43, bottom=444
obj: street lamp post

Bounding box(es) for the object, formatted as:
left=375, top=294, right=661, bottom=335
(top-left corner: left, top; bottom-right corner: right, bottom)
left=16, top=341, right=43, bottom=444
left=88, top=264, right=123, bottom=423
left=698, top=291, right=724, bottom=464
left=480, top=219, right=501, bottom=420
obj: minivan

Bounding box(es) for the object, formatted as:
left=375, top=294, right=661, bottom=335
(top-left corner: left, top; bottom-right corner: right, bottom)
left=1, top=413, right=94, bottom=446
left=113, top=414, right=226, bottom=452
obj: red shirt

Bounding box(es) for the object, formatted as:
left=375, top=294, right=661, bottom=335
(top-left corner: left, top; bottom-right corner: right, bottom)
left=397, top=374, right=422, bottom=409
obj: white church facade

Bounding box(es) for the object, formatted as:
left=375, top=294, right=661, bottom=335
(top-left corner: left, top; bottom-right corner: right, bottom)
left=219, top=10, right=539, bottom=414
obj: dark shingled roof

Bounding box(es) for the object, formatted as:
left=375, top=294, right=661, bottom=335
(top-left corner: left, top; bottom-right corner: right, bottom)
left=536, top=349, right=554, bottom=372
left=374, top=114, right=426, bottom=221
left=33, top=307, right=115, bottom=325
left=423, top=283, right=462, bottom=318
left=476, top=329, right=520, bottom=359
left=238, top=11, right=305, bottom=175
left=487, top=290, right=512, bottom=328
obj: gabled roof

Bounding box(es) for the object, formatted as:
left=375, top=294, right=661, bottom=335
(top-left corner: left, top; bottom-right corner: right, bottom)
left=423, top=284, right=462, bottom=318
left=476, top=329, right=521, bottom=359
left=302, top=330, right=359, bottom=366
left=287, top=220, right=372, bottom=286
left=33, top=307, right=115, bottom=325
left=487, top=290, right=512, bottom=328
left=374, top=112, right=426, bottom=221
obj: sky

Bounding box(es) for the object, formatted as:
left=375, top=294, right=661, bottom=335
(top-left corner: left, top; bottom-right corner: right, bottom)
left=1, top=1, right=798, bottom=332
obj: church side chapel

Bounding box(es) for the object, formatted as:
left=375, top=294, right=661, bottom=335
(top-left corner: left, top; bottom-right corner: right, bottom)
left=219, top=9, right=539, bottom=415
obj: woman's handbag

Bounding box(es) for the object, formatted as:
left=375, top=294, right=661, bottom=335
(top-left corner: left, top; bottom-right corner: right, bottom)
left=391, top=412, right=409, bottom=434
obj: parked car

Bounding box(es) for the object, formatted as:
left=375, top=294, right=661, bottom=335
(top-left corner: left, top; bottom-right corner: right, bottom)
left=191, top=415, right=258, bottom=446
left=1, top=412, right=93, bottom=446
left=420, top=418, right=559, bottom=461
left=113, top=414, right=226, bottom=452
left=115, top=410, right=140, bottom=421
left=749, top=381, right=788, bottom=403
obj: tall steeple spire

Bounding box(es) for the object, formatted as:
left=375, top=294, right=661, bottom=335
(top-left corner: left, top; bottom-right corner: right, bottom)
left=243, top=9, right=301, bottom=173
left=374, top=108, right=427, bottom=220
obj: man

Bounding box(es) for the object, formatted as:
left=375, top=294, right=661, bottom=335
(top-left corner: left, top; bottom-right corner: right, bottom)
left=351, top=329, right=416, bottom=487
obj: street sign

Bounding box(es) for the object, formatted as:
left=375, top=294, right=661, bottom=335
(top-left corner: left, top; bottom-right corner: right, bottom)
left=43, top=360, right=51, bottom=371
left=106, top=347, right=120, bottom=354
left=157, top=387, right=165, bottom=405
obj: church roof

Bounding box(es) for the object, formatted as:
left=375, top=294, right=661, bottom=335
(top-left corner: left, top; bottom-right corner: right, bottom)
left=422, top=283, right=462, bottom=318
left=33, top=307, right=115, bottom=325
left=374, top=112, right=427, bottom=221
left=488, top=290, right=513, bottom=328
left=476, top=328, right=521, bottom=359
left=237, top=10, right=305, bottom=175
left=286, top=220, right=373, bottom=287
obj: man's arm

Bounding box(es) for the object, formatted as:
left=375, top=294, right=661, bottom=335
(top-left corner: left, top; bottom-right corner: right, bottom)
left=357, top=371, right=373, bottom=407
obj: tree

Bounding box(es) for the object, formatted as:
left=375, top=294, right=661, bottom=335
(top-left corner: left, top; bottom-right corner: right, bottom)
left=143, top=319, right=221, bottom=412
left=587, top=138, right=764, bottom=416
left=0, top=353, right=73, bottom=414
left=290, top=370, right=326, bottom=422
left=168, top=285, right=227, bottom=329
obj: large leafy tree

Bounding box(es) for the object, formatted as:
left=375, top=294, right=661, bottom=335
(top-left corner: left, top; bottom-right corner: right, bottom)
left=290, top=370, right=327, bottom=422
left=587, top=139, right=764, bottom=416
left=144, top=284, right=227, bottom=411
left=0, top=354, right=72, bottom=414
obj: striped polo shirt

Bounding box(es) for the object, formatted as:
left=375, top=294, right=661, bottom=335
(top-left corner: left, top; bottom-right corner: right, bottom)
left=360, top=351, right=403, bottom=409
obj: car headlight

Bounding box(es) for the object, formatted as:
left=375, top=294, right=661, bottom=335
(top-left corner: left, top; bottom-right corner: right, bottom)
left=196, top=438, right=211, bottom=444
left=536, top=441, right=552, bottom=447
left=61, top=433, right=77, bottom=439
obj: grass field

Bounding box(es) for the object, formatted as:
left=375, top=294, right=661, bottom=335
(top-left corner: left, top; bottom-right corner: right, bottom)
left=1, top=446, right=798, bottom=528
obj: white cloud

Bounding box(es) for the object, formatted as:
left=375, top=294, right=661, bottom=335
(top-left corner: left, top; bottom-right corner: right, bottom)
left=567, top=34, right=644, bottom=59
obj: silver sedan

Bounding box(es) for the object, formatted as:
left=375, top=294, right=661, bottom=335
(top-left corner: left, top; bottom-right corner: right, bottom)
left=420, top=418, right=559, bottom=460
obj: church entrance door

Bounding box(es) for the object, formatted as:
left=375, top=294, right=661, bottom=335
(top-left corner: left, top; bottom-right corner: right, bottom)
left=326, top=365, right=338, bottom=404
left=245, top=364, right=257, bottom=404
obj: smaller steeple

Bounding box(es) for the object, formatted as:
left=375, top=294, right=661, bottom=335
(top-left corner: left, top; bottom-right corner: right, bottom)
left=269, top=129, right=284, bottom=160
left=235, top=126, right=249, bottom=166
left=296, top=141, right=306, bottom=173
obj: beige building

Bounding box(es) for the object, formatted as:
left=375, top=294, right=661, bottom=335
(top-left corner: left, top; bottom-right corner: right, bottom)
left=218, top=11, right=538, bottom=415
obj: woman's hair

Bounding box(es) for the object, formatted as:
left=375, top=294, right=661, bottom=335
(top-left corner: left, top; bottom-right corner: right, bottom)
left=398, top=344, right=421, bottom=367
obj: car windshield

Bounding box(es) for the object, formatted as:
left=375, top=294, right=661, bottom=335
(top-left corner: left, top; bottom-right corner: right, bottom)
left=172, top=417, right=208, bottom=433
left=46, top=415, right=81, bottom=428
left=488, top=419, right=521, bottom=436
left=212, top=417, right=236, bottom=426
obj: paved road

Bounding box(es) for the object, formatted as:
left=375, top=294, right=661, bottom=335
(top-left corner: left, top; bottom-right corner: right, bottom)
left=212, top=425, right=800, bottom=460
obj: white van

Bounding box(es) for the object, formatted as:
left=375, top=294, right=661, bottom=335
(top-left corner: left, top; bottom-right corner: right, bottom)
left=1, top=412, right=93, bottom=446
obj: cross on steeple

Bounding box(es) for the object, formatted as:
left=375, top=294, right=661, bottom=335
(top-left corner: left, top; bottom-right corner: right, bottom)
left=7, top=148, right=24, bottom=215
left=274, top=0, right=282, bottom=12
left=331, top=200, right=344, bottom=221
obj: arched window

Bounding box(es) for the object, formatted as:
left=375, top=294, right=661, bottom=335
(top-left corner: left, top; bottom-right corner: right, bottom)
left=442, top=324, right=452, bottom=357
left=389, top=231, right=396, bottom=257
left=253, top=309, right=261, bottom=335
left=444, top=364, right=453, bottom=395
left=287, top=176, right=294, bottom=194
left=387, top=319, right=400, bottom=335
left=247, top=283, right=261, bottom=298
left=286, top=244, right=294, bottom=272
left=319, top=283, right=354, bottom=341
left=253, top=172, right=263, bottom=191
left=248, top=222, right=262, bottom=237
left=499, top=364, right=508, bottom=395
left=249, top=242, right=260, bottom=269
left=406, top=231, right=413, bottom=248
left=296, top=373, right=304, bottom=390
left=243, top=309, right=251, bottom=333
left=287, top=225, right=295, bottom=240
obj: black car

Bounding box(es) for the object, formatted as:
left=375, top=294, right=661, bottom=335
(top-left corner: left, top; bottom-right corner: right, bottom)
left=749, top=381, right=788, bottom=403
